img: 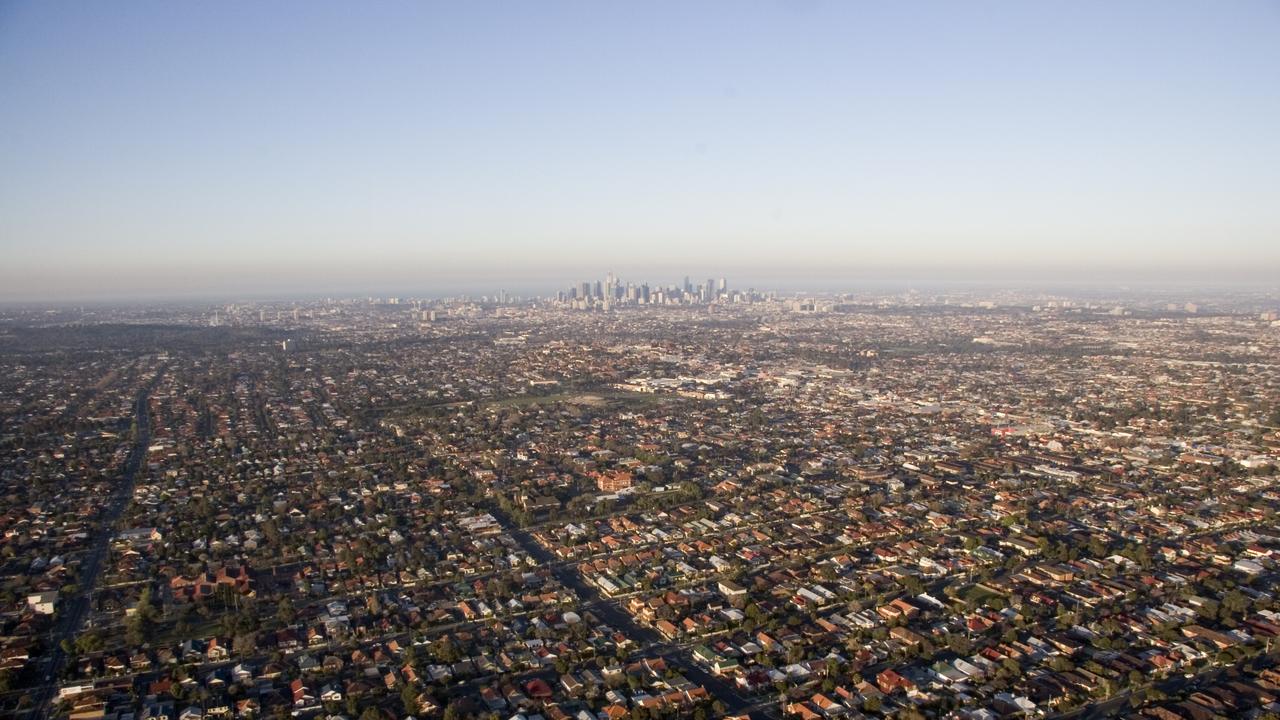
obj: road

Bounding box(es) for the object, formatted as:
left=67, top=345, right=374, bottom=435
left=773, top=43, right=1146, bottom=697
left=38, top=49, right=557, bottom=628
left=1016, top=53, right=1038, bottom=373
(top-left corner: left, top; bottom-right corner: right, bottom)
left=27, top=371, right=162, bottom=720
left=1045, top=658, right=1278, bottom=720
left=507, top=525, right=765, bottom=715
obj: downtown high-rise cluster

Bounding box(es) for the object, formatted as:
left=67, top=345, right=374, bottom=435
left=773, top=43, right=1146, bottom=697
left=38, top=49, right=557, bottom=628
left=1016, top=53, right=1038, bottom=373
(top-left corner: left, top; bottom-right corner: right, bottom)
left=554, top=272, right=761, bottom=310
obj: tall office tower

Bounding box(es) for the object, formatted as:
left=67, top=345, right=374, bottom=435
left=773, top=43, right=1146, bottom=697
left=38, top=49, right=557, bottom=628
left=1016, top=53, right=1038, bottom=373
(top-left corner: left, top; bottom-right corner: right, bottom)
left=580, top=282, right=591, bottom=299
left=683, top=276, right=692, bottom=294
left=641, top=284, right=650, bottom=304
left=594, top=280, right=603, bottom=298
left=707, top=278, right=715, bottom=297
left=718, top=277, right=726, bottom=293
left=606, top=271, right=615, bottom=287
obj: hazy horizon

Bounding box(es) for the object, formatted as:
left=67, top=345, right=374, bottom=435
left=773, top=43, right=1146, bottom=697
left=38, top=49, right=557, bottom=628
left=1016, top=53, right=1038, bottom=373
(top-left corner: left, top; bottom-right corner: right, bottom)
left=2, top=265, right=1278, bottom=306
left=3, top=1, right=1279, bottom=301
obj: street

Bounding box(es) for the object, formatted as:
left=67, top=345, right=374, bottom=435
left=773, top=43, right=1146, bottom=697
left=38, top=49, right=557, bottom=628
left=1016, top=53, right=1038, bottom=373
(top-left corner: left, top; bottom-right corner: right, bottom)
left=27, top=371, right=162, bottom=720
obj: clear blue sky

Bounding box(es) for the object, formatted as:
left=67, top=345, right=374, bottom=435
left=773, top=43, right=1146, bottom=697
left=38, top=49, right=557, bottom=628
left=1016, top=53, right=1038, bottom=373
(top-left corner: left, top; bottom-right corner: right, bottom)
left=1, top=1, right=1278, bottom=299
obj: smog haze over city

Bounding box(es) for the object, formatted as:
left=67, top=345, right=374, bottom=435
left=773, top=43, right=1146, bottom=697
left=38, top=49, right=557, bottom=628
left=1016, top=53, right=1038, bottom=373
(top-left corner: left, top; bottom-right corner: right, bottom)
left=2, top=4, right=1280, bottom=720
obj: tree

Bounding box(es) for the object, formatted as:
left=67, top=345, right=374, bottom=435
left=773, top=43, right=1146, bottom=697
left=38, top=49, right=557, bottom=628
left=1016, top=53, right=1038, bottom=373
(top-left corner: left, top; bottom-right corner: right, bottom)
left=233, top=633, right=258, bottom=656
left=401, top=686, right=420, bottom=715
left=126, top=615, right=146, bottom=646
left=402, top=644, right=420, bottom=670
left=277, top=597, right=296, bottom=624
left=432, top=636, right=460, bottom=663
left=74, top=630, right=104, bottom=654
left=136, top=586, right=159, bottom=623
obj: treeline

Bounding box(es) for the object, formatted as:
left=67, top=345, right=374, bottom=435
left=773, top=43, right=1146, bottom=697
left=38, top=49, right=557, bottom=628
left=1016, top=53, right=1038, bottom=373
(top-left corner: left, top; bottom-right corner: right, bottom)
left=0, top=324, right=286, bottom=353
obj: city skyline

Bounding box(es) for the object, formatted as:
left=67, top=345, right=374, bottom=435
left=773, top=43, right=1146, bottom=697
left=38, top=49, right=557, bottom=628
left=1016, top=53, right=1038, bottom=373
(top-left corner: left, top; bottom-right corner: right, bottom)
left=3, top=1, right=1280, bottom=301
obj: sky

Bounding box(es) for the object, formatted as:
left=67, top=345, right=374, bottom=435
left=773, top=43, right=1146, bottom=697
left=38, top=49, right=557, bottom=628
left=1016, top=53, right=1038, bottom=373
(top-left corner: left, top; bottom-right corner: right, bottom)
left=1, top=1, right=1278, bottom=300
